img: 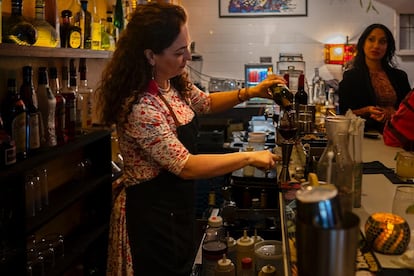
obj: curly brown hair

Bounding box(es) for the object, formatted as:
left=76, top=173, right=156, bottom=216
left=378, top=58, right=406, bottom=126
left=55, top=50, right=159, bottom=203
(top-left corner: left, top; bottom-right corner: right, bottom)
left=95, top=2, right=192, bottom=127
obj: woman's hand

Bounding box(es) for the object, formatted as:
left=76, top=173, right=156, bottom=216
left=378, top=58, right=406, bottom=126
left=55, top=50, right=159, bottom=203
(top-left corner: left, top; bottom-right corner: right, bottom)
left=247, top=150, right=281, bottom=171
left=367, top=106, right=395, bottom=122
left=249, top=74, right=287, bottom=99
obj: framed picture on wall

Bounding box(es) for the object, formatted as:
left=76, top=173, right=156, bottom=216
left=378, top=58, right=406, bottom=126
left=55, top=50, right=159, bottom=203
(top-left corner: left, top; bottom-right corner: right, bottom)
left=219, top=0, right=308, bottom=17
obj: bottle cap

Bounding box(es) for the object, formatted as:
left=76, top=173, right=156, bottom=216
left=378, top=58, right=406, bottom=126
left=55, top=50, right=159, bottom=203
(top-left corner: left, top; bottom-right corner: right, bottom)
left=208, top=216, right=223, bottom=227
left=216, top=254, right=234, bottom=270
left=260, top=264, right=277, bottom=275
left=241, top=257, right=253, bottom=269
left=237, top=230, right=254, bottom=247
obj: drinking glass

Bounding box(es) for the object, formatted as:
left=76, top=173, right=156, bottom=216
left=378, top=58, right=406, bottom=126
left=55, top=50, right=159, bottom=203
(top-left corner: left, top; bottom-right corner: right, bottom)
left=392, top=186, right=414, bottom=248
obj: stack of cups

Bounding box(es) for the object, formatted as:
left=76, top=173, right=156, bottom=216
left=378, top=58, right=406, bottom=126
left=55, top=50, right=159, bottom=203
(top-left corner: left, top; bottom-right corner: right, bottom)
left=248, top=132, right=266, bottom=151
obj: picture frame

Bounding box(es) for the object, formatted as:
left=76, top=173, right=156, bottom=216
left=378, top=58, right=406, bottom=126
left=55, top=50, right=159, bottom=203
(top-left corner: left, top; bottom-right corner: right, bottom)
left=219, top=0, right=308, bottom=18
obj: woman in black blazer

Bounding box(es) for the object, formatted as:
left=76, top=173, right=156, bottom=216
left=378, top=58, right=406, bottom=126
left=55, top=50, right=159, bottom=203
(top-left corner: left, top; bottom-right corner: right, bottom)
left=338, top=23, right=411, bottom=132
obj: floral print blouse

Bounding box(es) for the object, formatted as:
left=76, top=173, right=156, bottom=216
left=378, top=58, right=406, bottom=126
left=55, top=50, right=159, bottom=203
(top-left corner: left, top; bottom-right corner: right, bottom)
left=106, top=84, right=210, bottom=275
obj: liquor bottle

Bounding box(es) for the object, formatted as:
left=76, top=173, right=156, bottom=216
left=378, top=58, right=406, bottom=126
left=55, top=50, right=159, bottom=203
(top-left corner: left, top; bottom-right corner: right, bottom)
left=101, top=16, right=115, bottom=50
left=60, top=10, right=82, bottom=48
left=20, top=66, right=41, bottom=153
left=80, top=0, right=91, bottom=49
left=32, top=0, right=59, bottom=47
left=69, top=58, right=84, bottom=134
left=69, top=0, right=85, bottom=48
left=91, top=0, right=102, bottom=50
left=0, top=112, right=17, bottom=167
left=113, top=0, right=124, bottom=37
left=60, top=65, right=76, bottom=141
left=78, top=58, right=93, bottom=130
left=37, top=67, right=57, bottom=147
left=202, top=188, right=216, bottom=220
left=268, top=84, right=294, bottom=112
left=1, top=78, right=28, bottom=160
left=310, top=68, right=322, bottom=104
left=49, top=66, right=66, bottom=145
left=295, top=74, right=308, bottom=108
left=2, top=0, right=37, bottom=45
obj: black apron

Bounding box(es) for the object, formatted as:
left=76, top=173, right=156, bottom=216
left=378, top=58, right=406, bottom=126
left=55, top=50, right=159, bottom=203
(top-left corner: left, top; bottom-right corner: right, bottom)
left=126, top=99, right=198, bottom=276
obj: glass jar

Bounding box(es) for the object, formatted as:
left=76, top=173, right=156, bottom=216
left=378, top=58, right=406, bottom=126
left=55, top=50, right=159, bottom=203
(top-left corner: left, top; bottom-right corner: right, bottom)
left=317, top=116, right=353, bottom=214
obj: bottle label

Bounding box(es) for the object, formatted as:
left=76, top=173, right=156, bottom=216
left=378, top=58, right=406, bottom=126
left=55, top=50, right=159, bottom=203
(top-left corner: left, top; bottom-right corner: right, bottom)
left=91, top=22, right=102, bottom=50
left=4, top=143, right=17, bottom=166
left=28, top=113, right=41, bottom=149
left=47, top=97, right=57, bottom=147
left=11, top=113, right=27, bottom=156
left=69, top=31, right=82, bottom=48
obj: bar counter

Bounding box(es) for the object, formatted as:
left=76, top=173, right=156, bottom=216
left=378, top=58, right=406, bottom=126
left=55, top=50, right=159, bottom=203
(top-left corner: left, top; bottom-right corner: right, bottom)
left=354, top=134, right=414, bottom=273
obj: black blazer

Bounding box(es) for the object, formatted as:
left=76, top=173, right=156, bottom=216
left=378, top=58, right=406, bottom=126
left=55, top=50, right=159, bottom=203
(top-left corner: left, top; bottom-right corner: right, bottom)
left=338, top=67, right=411, bottom=131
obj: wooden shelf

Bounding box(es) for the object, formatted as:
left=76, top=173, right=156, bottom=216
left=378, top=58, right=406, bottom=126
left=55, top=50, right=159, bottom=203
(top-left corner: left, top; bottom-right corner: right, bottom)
left=0, top=44, right=113, bottom=59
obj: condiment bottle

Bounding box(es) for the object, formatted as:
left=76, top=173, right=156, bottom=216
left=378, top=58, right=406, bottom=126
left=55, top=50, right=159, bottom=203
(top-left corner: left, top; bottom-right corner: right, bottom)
left=205, top=215, right=225, bottom=242
left=214, top=254, right=235, bottom=276
left=236, top=230, right=254, bottom=275
left=225, top=232, right=237, bottom=267
left=240, top=257, right=254, bottom=276
left=258, top=264, right=277, bottom=276
left=202, top=240, right=227, bottom=276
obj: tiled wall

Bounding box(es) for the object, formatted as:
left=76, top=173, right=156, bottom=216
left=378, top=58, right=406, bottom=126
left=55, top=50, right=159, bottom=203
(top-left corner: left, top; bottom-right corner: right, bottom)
left=182, top=0, right=414, bottom=88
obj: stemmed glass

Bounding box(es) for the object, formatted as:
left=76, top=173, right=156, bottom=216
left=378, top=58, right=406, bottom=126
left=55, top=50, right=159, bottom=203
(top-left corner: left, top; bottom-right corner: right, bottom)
left=277, top=110, right=298, bottom=185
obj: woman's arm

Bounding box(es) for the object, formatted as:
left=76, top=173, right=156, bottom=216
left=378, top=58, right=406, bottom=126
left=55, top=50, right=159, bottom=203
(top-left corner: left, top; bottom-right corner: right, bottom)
left=178, top=150, right=279, bottom=180
left=208, top=74, right=286, bottom=113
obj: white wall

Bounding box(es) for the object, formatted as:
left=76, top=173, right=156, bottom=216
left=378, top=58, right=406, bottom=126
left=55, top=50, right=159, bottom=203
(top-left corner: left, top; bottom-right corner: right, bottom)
left=181, top=0, right=414, bottom=88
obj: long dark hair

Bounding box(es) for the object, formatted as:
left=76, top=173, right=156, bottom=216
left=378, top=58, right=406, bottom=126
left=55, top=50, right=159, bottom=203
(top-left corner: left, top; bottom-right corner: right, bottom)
left=351, top=23, right=396, bottom=71
left=95, top=2, right=191, bottom=127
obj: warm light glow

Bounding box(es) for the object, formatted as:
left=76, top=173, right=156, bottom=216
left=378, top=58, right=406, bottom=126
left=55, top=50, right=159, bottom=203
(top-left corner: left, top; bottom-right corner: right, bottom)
left=324, top=44, right=356, bottom=65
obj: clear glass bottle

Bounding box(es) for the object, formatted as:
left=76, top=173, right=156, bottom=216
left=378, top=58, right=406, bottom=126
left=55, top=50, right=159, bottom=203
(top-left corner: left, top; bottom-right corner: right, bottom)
left=36, top=67, right=57, bottom=147
left=60, top=65, right=76, bottom=141
left=90, top=0, right=102, bottom=50
left=101, top=16, right=115, bottom=50
left=78, top=58, right=93, bottom=130
left=32, top=0, right=59, bottom=47
left=317, top=116, right=354, bottom=214
left=49, top=66, right=66, bottom=145
left=20, top=66, right=41, bottom=153
left=2, top=0, right=37, bottom=45
left=69, top=58, right=84, bottom=135
left=1, top=78, right=28, bottom=160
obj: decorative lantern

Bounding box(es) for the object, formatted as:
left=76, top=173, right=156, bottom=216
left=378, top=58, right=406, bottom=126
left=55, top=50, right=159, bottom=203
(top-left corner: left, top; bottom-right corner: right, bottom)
left=365, top=212, right=411, bottom=255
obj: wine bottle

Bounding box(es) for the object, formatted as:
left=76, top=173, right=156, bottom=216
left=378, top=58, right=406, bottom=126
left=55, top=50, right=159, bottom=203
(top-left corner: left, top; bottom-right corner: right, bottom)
left=32, top=0, right=59, bottom=47
left=295, top=73, right=308, bottom=108
left=37, top=67, right=57, bottom=147
left=2, top=0, right=37, bottom=45
left=20, top=66, right=41, bottom=153
left=60, top=65, right=76, bottom=141
left=78, top=58, right=93, bottom=130
left=268, top=84, right=294, bottom=112
left=60, top=10, right=82, bottom=48
left=49, top=66, right=66, bottom=145
left=1, top=78, right=28, bottom=160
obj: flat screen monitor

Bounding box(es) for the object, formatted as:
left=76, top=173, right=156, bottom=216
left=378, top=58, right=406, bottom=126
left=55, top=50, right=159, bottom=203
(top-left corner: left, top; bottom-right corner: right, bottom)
left=244, top=63, right=274, bottom=105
